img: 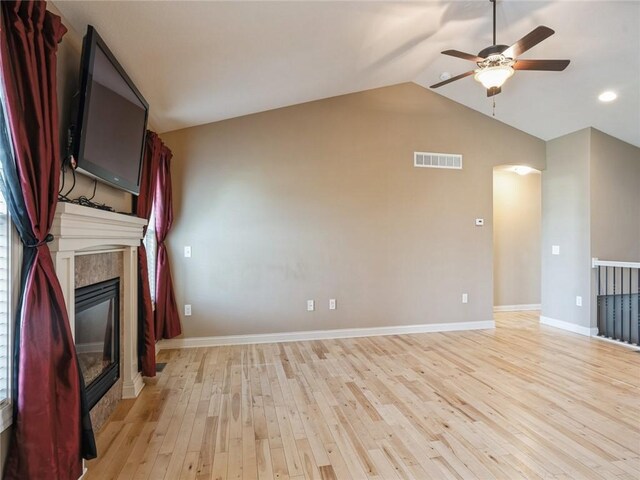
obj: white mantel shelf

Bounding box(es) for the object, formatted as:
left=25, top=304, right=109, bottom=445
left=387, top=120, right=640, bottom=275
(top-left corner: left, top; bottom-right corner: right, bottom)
left=51, top=202, right=147, bottom=253
left=50, top=202, right=147, bottom=399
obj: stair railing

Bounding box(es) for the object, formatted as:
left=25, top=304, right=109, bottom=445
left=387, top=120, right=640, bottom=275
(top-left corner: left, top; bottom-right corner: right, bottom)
left=592, top=258, right=640, bottom=346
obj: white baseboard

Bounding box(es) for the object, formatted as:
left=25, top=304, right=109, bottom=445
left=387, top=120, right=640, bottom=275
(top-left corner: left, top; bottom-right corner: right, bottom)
left=493, top=304, right=541, bottom=312
left=158, top=320, right=496, bottom=350
left=122, top=372, right=145, bottom=398
left=539, top=315, right=598, bottom=337
left=591, top=335, right=640, bottom=351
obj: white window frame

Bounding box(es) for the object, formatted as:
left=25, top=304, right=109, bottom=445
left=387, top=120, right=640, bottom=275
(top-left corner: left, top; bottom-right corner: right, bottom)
left=0, top=192, right=17, bottom=433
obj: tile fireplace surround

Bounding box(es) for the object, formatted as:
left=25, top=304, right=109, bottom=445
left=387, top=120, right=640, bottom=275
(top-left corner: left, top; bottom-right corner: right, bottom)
left=49, top=202, right=147, bottom=408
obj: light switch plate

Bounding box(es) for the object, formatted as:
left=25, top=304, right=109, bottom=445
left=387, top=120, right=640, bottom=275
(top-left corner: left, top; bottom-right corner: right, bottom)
left=307, top=300, right=315, bottom=312
left=552, top=245, right=560, bottom=255
left=329, top=299, right=337, bottom=310
left=475, top=218, right=484, bottom=226
left=184, top=246, right=192, bottom=258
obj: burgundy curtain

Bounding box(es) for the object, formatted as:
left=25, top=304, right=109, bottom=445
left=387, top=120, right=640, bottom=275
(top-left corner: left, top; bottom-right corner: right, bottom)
left=153, top=145, right=181, bottom=339
left=135, top=131, right=161, bottom=377
left=0, top=2, right=95, bottom=478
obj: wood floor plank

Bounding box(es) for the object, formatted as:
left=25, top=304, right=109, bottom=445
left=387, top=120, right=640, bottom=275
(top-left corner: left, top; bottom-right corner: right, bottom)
left=275, top=405, right=304, bottom=477
left=85, top=312, right=640, bottom=480
left=256, top=439, right=274, bottom=480
left=270, top=447, right=290, bottom=480
left=179, top=451, right=200, bottom=480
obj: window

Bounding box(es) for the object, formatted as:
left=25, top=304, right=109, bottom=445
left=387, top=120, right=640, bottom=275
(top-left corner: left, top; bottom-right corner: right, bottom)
left=0, top=190, right=10, bottom=406
left=143, top=203, right=157, bottom=307
left=0, top=101, right=12, bottom=431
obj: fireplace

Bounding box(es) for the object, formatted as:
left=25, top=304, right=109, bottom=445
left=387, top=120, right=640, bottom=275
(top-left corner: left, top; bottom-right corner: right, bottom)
left=75, top=277, right=120, bottom=409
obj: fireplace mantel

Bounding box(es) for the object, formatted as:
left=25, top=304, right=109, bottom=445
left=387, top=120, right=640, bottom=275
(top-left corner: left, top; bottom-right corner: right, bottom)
left=50, top=202, right=147, bottom=398
left=51, top=202, right=146, bottom=252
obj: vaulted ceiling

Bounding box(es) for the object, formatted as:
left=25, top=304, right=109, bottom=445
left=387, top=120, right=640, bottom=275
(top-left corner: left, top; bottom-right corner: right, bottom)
left=54, top=1, right=639, bottom=147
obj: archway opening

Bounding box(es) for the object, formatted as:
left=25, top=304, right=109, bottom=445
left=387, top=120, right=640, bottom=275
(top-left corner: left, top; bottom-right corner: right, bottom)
left=493, top=165, right=542, bottom=322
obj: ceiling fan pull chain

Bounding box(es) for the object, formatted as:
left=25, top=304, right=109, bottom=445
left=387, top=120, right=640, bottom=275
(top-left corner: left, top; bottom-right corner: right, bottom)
left=492, top=97, right=496, bottom=117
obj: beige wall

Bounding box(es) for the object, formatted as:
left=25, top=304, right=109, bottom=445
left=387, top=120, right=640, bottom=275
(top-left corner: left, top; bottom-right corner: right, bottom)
left=52, top=3, right=133, bottom=213
left=541, top=129, right=592, bottom=328
left=493, top=169, right=541, bottom=307
left=590, top=129, right=640, bottom=262
left=161, top=83, right=545, bottom=338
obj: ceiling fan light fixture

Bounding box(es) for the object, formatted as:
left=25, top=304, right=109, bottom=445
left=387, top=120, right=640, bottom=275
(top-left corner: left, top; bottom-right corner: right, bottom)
left=474, top=65, right=514, bottom=89
left=429, top=1, right=569, bottom=96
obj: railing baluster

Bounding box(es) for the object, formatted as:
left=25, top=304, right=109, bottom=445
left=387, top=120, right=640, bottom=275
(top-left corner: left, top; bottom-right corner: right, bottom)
left=620, top=267, right=623, bottom=341
left=597, top=266, right=602, bottom=336
left=619, top=267, right=622, bottom=340
left=604, top=267, right=611, bottom=337
left=627, top=267, right=631, bottom=343
left=622, top=267, right=626, bottom=342
left=613, top=266, right=616, bottom=338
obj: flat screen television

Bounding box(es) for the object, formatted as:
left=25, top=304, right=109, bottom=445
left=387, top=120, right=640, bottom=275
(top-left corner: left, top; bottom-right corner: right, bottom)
left=72, top=25, right=148, bottom=195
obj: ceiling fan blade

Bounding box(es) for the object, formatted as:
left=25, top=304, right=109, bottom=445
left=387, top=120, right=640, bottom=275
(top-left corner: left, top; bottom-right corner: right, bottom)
left=430, top=70, right=475, bottom=89
left=502, top=26, right=555, bottom=59
left=514, top=59, right=570, bottom=71
left=442, top=50, right=484, bottom=62
left=487, top=87, right=501, bottom=97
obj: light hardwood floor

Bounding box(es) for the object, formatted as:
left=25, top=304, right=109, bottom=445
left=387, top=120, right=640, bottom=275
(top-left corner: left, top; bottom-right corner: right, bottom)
left=85, top=312, right=640, bottom=479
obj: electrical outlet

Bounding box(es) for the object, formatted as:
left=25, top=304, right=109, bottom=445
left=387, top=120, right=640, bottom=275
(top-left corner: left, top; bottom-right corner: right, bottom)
left=462, top=293, right=468, bottom=304
left=576, top=296, right=582, bottom=307
left=307, top=300, right=315, bottom=312
left=184, top=304, right=192, bottom=316
left=184, top=246, right=192, bottom=258
left=329, top=299, right=337, bottom=310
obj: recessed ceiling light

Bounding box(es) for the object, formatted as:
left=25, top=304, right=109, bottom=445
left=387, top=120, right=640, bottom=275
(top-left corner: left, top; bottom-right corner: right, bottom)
left=440, top=72, right=451, bottom=81
left=512, top=166, right=533, bottom=176
left=598, top=91, right=617, bottom=102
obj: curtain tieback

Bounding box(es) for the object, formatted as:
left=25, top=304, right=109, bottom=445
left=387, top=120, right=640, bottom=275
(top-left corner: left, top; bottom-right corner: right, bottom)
left=25, top=233, right=54, bottom=248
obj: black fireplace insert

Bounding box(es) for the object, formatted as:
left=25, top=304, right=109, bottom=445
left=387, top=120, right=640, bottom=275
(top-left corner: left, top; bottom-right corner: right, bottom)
left=75, top=277, right=120, bottom=409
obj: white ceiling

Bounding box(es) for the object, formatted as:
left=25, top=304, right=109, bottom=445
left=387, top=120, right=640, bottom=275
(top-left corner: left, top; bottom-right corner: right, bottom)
left=54, top=1, right=640, bottom=147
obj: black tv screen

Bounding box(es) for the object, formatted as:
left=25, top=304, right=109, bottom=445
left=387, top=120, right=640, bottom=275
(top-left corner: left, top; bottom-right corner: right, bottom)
left=73, top=25, right=148, bottom=195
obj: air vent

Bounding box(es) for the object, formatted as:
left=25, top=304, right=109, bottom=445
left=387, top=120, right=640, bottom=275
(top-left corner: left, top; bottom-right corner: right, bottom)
left=414, top=152, right=462, bottom=170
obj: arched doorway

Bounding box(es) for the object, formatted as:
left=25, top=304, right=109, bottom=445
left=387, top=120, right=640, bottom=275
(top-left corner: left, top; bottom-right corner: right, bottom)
left=493, top=165, right=542, bottom=316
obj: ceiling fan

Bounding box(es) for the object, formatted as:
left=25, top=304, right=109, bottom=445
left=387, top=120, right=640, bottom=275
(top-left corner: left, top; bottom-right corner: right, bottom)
left=430, top=0, right=570, bottom=97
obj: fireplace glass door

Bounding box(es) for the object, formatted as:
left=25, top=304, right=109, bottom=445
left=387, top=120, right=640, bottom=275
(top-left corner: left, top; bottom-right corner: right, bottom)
left=75, top=277, right=120, bottom=408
